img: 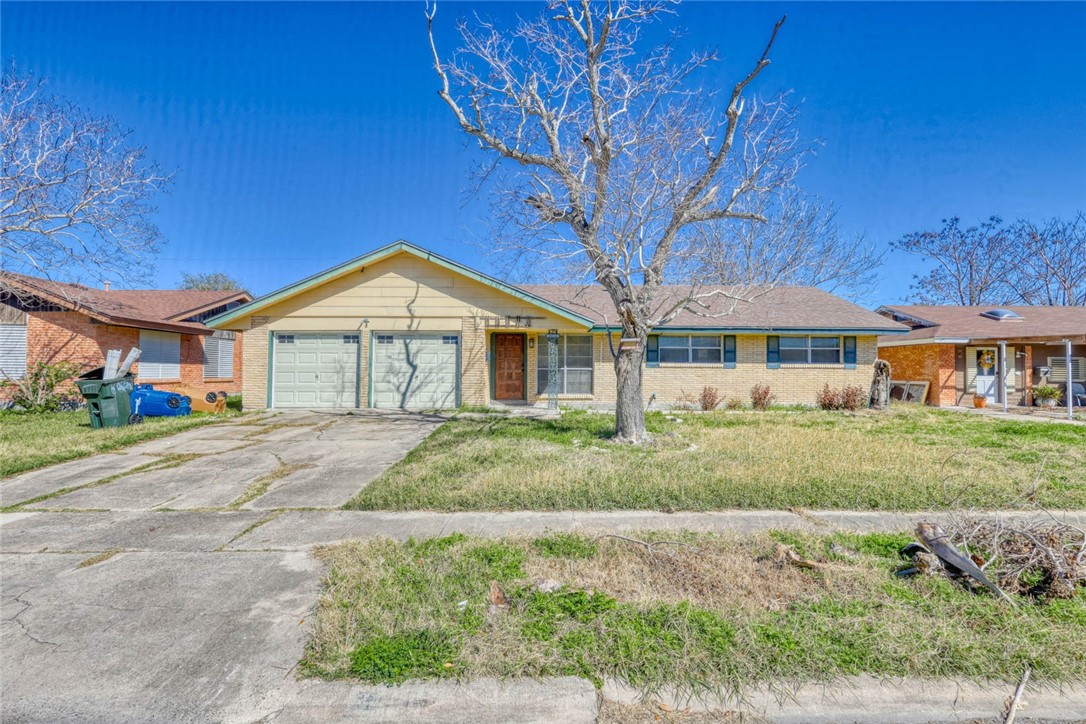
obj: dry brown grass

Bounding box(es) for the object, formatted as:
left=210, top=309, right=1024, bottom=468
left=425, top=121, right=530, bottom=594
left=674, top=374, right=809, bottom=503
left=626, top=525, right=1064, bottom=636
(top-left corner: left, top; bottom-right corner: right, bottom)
left=524, top=535, right=878, bottom=613
left=597, top=699, right=767, bottom=724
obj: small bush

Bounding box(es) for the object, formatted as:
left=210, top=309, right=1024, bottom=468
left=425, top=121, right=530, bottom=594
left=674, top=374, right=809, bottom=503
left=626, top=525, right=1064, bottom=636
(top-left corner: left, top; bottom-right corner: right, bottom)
left=817, top=384, right=867, bottom=411
left=750, top=383, right=775, bottom=411
left=840, top=385, right=866, bottom=411
left=698, top=386, right=721, bottom=411
left=0, top=361, right=83, bottom=412
left=725, top=397, right=744, bottom=410
left=816, top=383, right=841, bottom=410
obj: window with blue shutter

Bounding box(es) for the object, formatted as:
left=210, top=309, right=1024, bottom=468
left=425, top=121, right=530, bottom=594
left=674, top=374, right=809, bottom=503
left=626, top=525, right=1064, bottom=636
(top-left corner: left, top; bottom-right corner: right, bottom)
left=844, top=336, right=857, bottom=369
left=646, top=335, right=659, bottom=367
left=766, top=336, right=780, bottom=369
left=723, top=335, right=737, bottom=369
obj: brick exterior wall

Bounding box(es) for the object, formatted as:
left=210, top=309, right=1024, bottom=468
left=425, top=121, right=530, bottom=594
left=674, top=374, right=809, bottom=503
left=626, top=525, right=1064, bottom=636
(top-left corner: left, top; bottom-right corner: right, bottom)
left=2, top=308, right=243, bottom=404
left=242, top=316, right=271, bottom=409
left=876, top=343, right=957, bottom=406
left=460, top=317, right=489, bottom=407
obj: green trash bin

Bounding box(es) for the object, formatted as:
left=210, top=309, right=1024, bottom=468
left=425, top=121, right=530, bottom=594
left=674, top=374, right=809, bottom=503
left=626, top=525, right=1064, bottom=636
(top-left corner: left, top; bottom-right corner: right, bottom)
left=75, top=367, right=138, bottom=428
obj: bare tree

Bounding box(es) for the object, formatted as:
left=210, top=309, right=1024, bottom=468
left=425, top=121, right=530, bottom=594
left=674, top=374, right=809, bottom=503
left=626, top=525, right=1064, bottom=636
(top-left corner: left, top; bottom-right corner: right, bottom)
left=893, top=214, right=1085, bottom=307
left=1008, top=214, right=1085, bottom=306
left=178, top=271, right=245, bottom=291
left=692, top=191, right=883, bottom=299
left=427, top=0, right=800, bottom=442
left=892, top=216, right=1018, bottom=306
left=1, top=66, right=171, bottom=286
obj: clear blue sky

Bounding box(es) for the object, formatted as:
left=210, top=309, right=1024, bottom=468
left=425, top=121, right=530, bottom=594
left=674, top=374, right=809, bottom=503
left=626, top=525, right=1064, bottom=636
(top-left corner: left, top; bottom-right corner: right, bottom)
left=4, top=1, right=1085, bottom=306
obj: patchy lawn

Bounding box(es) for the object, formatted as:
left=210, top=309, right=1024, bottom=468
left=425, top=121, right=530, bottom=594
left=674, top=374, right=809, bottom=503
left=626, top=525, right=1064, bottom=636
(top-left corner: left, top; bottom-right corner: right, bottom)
left=0, top=409, right=240, bottom=478
left=303, top=532, right=1085, bottom=699
left=346, top=407, right=1086, bottom=512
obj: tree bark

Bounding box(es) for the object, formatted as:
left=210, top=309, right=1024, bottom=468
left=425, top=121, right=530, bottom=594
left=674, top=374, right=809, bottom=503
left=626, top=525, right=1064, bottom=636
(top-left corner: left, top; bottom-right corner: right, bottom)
left=613, top=329, right=648, bottom=443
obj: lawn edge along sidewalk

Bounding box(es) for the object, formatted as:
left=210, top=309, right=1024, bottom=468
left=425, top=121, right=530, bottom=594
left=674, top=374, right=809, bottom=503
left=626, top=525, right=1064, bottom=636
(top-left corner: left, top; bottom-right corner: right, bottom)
left=224, top=508, right=1086, bottom=549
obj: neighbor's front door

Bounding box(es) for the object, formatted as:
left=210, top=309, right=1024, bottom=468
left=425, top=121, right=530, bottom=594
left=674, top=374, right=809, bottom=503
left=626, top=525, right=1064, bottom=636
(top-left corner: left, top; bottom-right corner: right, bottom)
left=493, top=333, right=525, bottom=400
left=976, top=347, right=999, bottom=402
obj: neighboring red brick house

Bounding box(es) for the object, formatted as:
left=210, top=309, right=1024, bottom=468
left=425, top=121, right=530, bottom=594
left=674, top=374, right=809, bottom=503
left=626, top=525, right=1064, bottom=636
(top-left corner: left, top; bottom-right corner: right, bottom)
left=876, top=305, right=1086, bottom=408
left=1, top=271, right=251, bottom=404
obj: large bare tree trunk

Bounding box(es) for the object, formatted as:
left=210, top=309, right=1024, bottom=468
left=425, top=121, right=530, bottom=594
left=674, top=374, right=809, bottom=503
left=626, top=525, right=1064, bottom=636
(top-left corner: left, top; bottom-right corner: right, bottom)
left=613, top=328, right=647, bottom=443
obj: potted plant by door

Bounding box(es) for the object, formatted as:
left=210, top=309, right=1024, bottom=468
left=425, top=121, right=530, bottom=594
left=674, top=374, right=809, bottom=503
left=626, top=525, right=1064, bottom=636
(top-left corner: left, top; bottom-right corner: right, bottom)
left=1033, top=385, right=1063, bottom=408
left=972, top=393, right=988, bottom=409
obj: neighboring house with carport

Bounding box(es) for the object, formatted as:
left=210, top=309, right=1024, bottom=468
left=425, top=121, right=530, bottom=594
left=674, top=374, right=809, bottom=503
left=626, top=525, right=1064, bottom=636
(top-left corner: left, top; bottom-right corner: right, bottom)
left=876, top=305, right=1086, bottom=408
left=206, top=240, right=908, bottom=411
left=0, top=271, right=251, bottom=402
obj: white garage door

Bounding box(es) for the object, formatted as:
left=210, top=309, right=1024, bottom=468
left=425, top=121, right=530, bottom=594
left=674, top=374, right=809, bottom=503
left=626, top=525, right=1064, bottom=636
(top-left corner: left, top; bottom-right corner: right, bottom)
left=371, top=333, right=459, bottom=409
left=273, top=333, right=359, bottom=408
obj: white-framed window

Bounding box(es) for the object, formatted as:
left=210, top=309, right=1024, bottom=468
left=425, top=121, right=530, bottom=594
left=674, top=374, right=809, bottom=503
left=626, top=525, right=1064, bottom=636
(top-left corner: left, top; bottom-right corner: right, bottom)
left=138, top=330, right=181, bottom=379
left=658, top=335, right=722, bottom=364
left=203, top=330, right=235, bottom=380
left=343, top=334, right=360, bottom=344
left=277, top=334, right=295, bottom=345
left=442, top=335, right=458, bottom=345
left=780, top=335, right=841, bottom=365
left=0, top=323, right=27, bottom=380
left=537, top=334, right=593, bottom=395
left=1050, top=357, right=1086, bottom=383
left=376, top=334, right=393, bottom=345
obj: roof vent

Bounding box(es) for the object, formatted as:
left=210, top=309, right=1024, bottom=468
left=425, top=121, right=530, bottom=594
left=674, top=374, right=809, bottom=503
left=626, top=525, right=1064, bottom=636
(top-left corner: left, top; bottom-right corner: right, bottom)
left=980, top=308, right=1023, bottom=321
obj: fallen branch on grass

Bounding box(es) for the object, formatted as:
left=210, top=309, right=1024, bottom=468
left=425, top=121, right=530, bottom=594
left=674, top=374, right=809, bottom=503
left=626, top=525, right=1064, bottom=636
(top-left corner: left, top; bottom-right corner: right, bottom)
left=914, top=523, right=1014, bottom=603
left=1003, top=666, right=1031, bottom=724
left=591, top=534, right=700, bottom=554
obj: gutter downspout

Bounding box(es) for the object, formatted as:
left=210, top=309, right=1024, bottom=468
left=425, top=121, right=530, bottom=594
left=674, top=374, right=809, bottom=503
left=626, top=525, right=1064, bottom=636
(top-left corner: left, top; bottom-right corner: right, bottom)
left=1067, top=339, right=1074, bottom=421
left=999, top=341, right=1008, bottom=412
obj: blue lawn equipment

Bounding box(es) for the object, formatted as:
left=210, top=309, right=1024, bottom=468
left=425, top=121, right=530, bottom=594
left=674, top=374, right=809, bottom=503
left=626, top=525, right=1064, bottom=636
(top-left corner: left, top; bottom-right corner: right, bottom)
left=130, top=384, right=192, bottom=421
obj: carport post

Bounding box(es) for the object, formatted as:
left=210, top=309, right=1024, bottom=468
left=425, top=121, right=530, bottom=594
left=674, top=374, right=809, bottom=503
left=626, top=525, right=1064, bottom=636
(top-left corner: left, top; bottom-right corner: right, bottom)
left=999, top=341, right=1008, bottom=412
left=1067, top=338, right=1074, bottom=421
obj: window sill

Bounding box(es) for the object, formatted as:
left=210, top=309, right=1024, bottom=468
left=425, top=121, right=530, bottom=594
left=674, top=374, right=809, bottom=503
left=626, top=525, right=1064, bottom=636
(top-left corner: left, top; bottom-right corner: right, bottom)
left=203, top=377, right=234, bottom=382
left=137, top=378, right=182, bottom=383
left=530, top=394, right=594, bottom=400
left=776, top=364, right=849, bottom=369
left=654, top=363, right=727, bottom=369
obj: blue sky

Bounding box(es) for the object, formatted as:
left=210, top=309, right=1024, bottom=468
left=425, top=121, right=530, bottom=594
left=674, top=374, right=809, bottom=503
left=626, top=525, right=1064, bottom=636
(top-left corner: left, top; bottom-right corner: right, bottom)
left=4, top=1, right=1084, bottom=306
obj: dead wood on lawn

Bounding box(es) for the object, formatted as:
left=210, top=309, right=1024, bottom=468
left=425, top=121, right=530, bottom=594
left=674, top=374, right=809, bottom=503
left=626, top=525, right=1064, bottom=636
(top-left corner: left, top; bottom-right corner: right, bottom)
left=1002, top=666, right=1031, bottom=724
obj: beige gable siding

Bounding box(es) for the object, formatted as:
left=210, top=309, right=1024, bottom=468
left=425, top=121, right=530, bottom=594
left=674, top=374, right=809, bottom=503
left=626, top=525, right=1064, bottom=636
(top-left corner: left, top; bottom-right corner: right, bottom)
left=249, top=252, right=578, bottom=332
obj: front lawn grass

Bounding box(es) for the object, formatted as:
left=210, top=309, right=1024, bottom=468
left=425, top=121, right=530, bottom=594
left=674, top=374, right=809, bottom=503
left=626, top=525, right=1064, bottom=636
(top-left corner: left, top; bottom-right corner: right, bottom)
left=0, top=409, right=239, bottom=478
left=303, top=532, right=1086, bottom=698
left=346, top=406, right=1086, bottom=512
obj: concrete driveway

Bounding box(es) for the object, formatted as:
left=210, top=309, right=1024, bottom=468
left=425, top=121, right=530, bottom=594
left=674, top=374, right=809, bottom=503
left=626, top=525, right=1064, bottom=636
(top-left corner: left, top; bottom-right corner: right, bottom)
left=0, top=410, right=462, bottom=723
left=1, top=409, right=442, bottom=513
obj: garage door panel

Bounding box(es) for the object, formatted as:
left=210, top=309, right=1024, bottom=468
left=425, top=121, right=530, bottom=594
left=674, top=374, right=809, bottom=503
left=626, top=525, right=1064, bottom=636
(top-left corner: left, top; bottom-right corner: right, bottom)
left=372, top=333, right=458, bottom=410
left=273, top=332, right=359, bottom=408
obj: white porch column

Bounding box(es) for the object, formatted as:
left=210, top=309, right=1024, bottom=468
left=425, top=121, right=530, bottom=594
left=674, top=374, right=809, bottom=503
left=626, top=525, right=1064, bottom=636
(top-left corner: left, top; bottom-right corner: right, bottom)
left=1066, top=338, right=1074, bottom=421
left=999, top=341, right=1008, bottom=412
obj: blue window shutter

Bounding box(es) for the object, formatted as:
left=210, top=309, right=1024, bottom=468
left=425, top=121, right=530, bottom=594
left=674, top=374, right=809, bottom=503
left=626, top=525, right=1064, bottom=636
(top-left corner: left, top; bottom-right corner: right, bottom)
left=766, top=336, right=780, bottom=369
left=844, top=336, right=857, bottom=369
left=723, top=335, right=737, bottom=369
left=646, top=335, right=659, bottom=367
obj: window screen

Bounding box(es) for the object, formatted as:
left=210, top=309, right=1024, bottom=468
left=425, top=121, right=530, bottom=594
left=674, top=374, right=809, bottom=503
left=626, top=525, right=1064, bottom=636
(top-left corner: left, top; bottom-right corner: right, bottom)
left=203, top=332, right=235, bottom=379
left=138, top=330, right=181, bottom=379
left=536, top=334, right=593, bottom=395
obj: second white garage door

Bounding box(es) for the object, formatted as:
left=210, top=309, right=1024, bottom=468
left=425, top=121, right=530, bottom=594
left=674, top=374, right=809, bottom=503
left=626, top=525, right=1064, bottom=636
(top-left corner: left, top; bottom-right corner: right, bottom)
left=371, top=333, right=459, bottom=409
left=273, top=333, right=359, bottom=408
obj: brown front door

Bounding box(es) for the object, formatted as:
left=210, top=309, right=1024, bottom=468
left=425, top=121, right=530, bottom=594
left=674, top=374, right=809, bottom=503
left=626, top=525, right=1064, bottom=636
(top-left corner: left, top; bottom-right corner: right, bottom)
left=493, top=334, right=525, bottom=400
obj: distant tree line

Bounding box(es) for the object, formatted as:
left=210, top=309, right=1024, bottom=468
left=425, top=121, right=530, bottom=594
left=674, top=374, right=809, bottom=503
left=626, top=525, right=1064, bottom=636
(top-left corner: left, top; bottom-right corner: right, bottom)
left=893, top=214, right=1086, bottom=306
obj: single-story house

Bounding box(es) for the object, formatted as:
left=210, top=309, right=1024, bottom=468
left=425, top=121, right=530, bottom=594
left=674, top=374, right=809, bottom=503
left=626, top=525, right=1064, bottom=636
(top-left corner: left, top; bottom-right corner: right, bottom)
left=0, top=271, right=251, bottom=401
left=206, top=241, right=908, bottom=411
left=876, top=305, right=1086, bottom=407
